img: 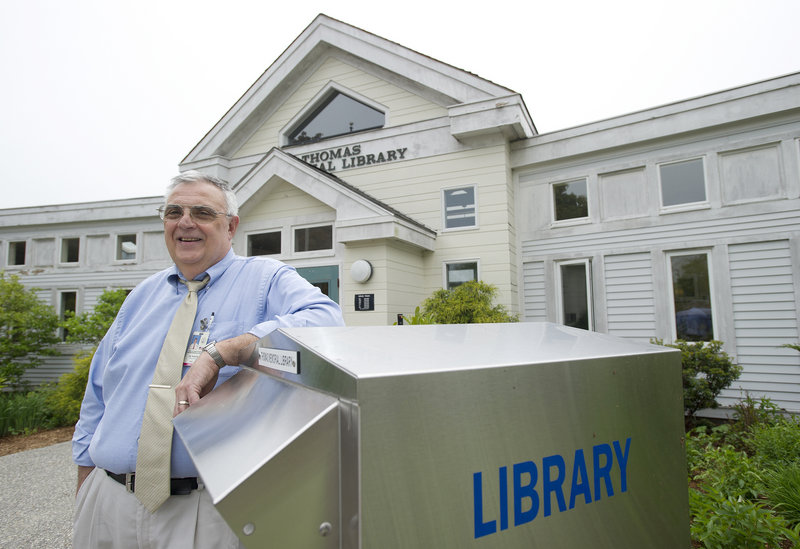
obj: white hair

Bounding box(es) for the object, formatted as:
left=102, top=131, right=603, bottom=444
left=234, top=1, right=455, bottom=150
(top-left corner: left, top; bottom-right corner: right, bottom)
left=166, top=171, right=238, bottom=216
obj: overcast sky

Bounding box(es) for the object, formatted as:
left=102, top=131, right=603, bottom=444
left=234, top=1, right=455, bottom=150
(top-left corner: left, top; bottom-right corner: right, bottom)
left=1, top=0, right=798, bottom=209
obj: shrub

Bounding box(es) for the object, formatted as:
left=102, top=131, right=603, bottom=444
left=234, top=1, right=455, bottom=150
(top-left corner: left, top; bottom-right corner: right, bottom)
left=733, top=393, right=784, bottom=432
left=748, top=418, right=800, bottom=468
left=420, top=281, right=517, bottom=324
left=0, top=391, right=57, bottom=436
left=689, top=486, right=799, bottom=549
left=689, top=438, right=762, bottom=500
left=45, top=349, right=94, bottom=426
left=652, top=339, right=741, bottom=420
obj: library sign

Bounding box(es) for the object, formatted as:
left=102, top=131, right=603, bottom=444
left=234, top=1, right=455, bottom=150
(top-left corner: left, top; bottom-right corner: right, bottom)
left=299, top=144, right=408, bottom=173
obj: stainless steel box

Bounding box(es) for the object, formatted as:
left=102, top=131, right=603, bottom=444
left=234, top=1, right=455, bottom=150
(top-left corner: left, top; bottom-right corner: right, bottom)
left=174, top=323, right=689, bottom=548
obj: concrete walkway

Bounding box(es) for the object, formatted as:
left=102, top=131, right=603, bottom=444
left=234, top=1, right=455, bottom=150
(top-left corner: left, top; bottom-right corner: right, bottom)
left=0, top=441, right=73, bottom=548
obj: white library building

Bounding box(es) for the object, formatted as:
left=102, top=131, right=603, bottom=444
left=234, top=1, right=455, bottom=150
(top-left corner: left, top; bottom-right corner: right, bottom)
left=2, top=15, right=800, bottom=413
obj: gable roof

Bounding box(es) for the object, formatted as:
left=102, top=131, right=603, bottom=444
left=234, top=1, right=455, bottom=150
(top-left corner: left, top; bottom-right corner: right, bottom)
left=235, top=148, right=436, bottom=251
left=183, top=14, right=533, bottom=163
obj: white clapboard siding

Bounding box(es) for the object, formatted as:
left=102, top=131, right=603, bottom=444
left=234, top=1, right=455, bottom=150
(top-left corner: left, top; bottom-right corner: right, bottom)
left=19, top=344, right=91, bottom=387
left=724, top=240, right=800, bottom=411
left=522, top=261, right=547, bottom=322
left=604, top=253, right=657, bottom=342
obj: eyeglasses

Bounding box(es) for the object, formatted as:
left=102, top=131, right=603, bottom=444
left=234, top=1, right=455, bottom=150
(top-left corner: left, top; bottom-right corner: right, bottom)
left=158, top=204, right=231, bottom=224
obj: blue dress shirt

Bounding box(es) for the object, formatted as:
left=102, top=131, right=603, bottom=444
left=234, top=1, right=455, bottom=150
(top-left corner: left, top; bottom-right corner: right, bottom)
left=72, top=249, right=344, bottom=477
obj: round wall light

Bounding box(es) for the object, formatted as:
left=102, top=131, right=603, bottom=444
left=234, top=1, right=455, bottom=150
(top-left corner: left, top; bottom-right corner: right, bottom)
left=350, top=259, right=373, bottom=283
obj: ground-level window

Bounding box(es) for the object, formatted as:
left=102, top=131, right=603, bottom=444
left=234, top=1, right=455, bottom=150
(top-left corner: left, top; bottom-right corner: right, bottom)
left=8, top=241, right=26, bottom=266
left=659, top=158, right=707, bottom=208
left=443, top=186, right=477, bottom=229
left=61, top=237, right=80, bottom=263
left=248, top=231, right=281, bottom=256
left=116, top=234, right=137, bottom=261
left=445, top=261, right=478, bottom=290
left=669, top=252, right=714, bottom=341
left=552, top=179, right=589, bottom=222
left=557, top=259, right=593, bottom=330
left=60, top=290, right=77, bottom=341
left=294, top=225, right=333, bottom=253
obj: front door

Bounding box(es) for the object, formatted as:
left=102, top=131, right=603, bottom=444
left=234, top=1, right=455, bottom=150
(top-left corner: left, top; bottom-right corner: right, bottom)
left=296, top=265, right=339, bottom=304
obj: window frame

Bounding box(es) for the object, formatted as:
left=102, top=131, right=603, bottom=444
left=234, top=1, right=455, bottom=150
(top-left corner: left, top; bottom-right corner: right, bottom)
left=59, top=289, right=78, bottom=341
left=555, top=258, right=594, bottom=331
left=658, top=157, right=709, bottom=213
left=292, top=223, right=335, bottom=257
left=551, top=177, right=590, bottom=226
left=6, top=240, right=27, bottom=267
left=666, top=250, right=717, bottom=342
left=247, top=229, right=283, bottom=257
left=441, top=185, right=478, bottom=231
left=59, top=237, right=81, bottom=265
left=114, top=233, right=138, bottom=263
left=443, top=259, right=479, bottom=290
left=281, top=82, right=387, bottom=147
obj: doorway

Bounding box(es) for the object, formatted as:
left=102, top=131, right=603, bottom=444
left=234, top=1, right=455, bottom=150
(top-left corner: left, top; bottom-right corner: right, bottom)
left=296, top=265, right=339, bottom=303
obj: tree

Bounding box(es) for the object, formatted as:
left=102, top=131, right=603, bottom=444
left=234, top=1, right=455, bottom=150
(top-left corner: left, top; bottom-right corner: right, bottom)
left=47, top=288, right=127, bottom=424
left=417, top=280, right=518, bottom=324
left=0, top=272, right=60, bottom=388
left=62, top=288, right=127, bottom=344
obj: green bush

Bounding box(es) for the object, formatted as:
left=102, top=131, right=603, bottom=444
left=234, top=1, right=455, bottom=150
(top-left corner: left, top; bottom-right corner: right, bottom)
left=45, top=348, right=94, bottom=426
left=689, top=486, right=799, bottom=549
left=420, top=281, right=517, bottom=324
left=748, top=418, right=800, bottom=468
left=0, top=391, right=58, bottom=436
left=688, top=416, right=800, bottom=547
left=733, top=393, right=784, bottom=432
left=652, top=339, right=741, bottom=420
left=692, top=443, right=762, bottom=500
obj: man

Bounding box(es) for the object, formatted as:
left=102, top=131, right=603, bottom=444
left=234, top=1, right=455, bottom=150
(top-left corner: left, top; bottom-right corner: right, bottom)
left=72, top=171, right=344, bottom=548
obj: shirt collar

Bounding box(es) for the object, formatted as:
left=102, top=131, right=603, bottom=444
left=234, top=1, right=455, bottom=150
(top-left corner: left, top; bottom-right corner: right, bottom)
left=167, top=248, right=236, bottom=291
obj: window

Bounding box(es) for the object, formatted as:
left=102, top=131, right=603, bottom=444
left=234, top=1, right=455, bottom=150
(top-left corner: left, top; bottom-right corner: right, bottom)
left=669, top=252, right=714, bottom=341
left=61, top=238, right=80, bottom=263
left=443, top=186, right=477, bottom=229
left=8, top=241, right=26, bottom=266
left=60, top=291, right=77, bottom=341
left=287, top=91, right=384, bottom=145
left=553, top=179, right=588, bottom=221
left=445, top=261, right=478, bottom=290
left=248, top=231, right=281, bottom=256
left=558, top=260, right=593, bottom=330
left=659, top=158, right=706, bottom=208
left=116, top=234, right=137, bottom=261
left=294, top=225, right=333, bottom=253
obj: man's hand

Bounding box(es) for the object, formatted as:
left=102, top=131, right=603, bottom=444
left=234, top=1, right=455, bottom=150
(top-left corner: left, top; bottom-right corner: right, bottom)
left=173, top=333, right=258, bottom=416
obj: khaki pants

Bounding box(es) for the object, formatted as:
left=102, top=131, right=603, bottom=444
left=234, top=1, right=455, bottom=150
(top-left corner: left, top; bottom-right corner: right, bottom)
left=73, top=468, right=243, bottom=549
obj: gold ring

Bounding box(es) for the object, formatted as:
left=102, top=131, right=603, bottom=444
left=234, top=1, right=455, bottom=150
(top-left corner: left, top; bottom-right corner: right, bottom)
left=178, top=400, right=190, bottom=406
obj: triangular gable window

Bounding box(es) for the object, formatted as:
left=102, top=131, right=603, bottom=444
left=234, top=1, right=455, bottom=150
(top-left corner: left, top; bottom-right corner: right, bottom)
left=288, top=91, right=384, bottom=145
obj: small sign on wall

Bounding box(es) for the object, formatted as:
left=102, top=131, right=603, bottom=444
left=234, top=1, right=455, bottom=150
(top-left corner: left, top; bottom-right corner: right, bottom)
left=355, top=294, right=375, bottom=311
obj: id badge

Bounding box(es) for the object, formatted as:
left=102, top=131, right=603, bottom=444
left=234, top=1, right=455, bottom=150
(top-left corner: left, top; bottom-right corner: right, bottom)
left=183, top=313, right=215, bottom=366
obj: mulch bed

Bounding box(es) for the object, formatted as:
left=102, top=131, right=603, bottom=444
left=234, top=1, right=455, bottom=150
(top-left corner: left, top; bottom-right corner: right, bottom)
left=0, top=425, right=75, bottom=457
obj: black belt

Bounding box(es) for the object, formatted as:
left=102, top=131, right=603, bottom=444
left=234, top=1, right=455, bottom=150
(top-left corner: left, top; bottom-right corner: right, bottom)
left=106, top=471, right=200, bottom=495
